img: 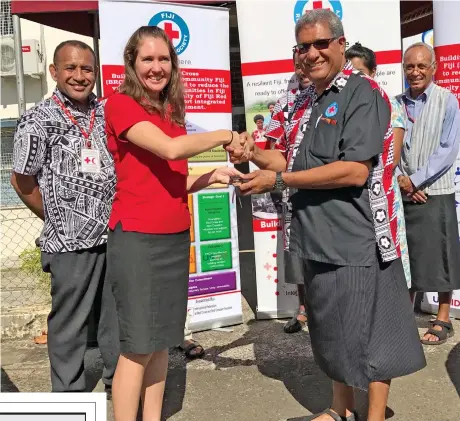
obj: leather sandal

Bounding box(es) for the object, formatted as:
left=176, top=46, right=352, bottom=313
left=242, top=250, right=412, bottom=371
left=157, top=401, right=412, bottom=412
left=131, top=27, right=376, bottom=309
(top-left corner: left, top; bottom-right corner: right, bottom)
left=178, top=339, right=205, bottom=359
left=283, top=310, right=307, bottom=334
left=421, top=319, right=454, bottom=345
left=288, top=409, right=359, bottom=421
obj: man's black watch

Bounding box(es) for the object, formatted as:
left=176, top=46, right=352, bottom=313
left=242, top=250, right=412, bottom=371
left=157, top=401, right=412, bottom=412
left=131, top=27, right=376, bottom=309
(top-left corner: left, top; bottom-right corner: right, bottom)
left=273, top=172, right=287, bottom=192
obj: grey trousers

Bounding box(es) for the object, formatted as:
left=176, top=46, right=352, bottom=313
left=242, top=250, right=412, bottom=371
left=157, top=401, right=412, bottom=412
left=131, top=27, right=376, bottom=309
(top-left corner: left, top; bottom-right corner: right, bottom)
left=42, top=244, right=119, bottom=392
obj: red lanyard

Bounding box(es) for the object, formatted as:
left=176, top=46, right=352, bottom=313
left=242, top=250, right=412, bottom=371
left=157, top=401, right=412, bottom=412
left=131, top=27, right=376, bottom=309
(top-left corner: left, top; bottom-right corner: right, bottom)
left=53, top=95, right=96, bottom=148
left=404, top=103, right=415, bottom=124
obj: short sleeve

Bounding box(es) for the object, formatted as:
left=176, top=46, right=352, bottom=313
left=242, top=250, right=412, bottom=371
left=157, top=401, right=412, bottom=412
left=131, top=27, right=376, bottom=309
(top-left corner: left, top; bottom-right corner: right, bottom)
left=390, top=97, right=405, bottom=130
left=105, top=94, right=152, bottom=140
left=12, top=113, right=47, bottom=176
left=339, top=80, right=389, bottom=163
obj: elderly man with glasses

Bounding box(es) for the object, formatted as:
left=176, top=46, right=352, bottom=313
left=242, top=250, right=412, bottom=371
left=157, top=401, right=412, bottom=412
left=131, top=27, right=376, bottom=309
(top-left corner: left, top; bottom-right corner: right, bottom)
left=396, top=42, right=460, bottom=346
left=227, top=9, right=426, bottom=421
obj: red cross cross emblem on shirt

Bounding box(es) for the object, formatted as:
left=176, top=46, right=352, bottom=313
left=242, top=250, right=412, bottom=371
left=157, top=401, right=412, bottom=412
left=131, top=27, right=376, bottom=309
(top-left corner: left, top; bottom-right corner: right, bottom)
left=327, top=105, right=336, bottom=114
left=163, top=22, right=180, bottom=42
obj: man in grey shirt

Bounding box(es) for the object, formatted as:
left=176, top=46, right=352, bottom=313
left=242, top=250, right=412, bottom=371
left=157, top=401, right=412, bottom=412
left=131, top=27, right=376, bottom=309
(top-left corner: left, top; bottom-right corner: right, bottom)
left=229, top=10, right=426, bottom=421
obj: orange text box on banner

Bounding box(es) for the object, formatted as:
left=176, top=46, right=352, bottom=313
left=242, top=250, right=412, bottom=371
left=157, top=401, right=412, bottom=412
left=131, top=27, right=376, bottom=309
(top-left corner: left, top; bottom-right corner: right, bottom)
left=189, top=246, right=196, bottom=274
left=188, top=195, right=195, bottom=243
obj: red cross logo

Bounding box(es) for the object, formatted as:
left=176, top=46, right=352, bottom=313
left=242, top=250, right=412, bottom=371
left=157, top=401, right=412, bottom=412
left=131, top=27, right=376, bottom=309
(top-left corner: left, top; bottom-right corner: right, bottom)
left=163, top=22, right=180, bottom=43
left=327, top=105, right=336, bottom=114
left=84, top=157, right=91, bottom=164
left=312, top=1, right=330, bottom=10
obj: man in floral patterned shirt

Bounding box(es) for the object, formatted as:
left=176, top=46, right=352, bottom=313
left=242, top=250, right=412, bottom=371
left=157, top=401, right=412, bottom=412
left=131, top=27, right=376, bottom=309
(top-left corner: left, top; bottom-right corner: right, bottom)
left=11, top=40, right=119, bottom=396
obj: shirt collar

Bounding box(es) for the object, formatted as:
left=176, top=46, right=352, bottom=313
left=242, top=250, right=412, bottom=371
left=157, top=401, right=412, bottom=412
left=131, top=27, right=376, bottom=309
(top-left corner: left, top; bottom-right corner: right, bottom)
left=402, top=81, right=434, bottom=102
left=326, top=61, right=354, bottom=92
left=52, top=87, right=98, bottom=110
left=313, top=61, right=354, bottom=97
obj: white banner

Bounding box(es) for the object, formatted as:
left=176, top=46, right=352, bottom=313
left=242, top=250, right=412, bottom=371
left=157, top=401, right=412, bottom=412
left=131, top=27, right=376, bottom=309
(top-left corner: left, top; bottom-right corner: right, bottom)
left=421, top=1, right=460, bottom=319
left=236, top=0, right=402, bottom=319
left=99, top=0, right=243, bottom=330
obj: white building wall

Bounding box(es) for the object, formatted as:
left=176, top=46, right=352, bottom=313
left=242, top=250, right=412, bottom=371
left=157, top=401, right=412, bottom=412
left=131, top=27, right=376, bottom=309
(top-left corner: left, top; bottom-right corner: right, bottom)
left=0, top=18, right=93, bottom=120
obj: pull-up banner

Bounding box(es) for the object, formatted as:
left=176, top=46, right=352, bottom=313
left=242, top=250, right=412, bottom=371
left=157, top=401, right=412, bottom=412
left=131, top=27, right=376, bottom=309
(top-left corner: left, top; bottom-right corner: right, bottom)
left=99, top=0, right=243, bottom=331
left=236, top=0, right=403, bottom=319
left=421, top=1, right=460, bottom=319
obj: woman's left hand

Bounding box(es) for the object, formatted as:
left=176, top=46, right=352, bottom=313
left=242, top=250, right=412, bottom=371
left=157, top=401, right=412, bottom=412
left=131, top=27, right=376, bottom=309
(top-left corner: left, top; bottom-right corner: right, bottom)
left=209, top=166, right=244, bottom=185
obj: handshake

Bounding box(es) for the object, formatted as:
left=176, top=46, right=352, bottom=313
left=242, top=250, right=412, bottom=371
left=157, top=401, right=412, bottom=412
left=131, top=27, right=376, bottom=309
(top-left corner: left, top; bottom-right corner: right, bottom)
left=217, top=131, right=278, bottom=195
left=224, top=131, right=254, bottom=164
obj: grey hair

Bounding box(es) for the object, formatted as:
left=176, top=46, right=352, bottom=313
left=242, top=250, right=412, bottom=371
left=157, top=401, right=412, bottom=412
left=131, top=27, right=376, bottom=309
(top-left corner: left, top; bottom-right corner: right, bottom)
left=295, top=9, right=344, bottom=39
left=404, top=42, right=436, bottom=62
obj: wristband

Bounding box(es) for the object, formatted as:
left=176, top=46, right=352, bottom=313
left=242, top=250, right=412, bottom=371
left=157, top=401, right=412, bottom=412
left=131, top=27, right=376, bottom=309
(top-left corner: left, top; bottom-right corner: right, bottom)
left=223, top=130, right=233, bottom=147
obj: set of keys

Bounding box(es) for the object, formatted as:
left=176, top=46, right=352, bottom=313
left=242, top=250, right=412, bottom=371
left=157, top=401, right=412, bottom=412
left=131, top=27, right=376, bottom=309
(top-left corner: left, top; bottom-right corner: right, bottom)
left=229, top=175, right=248, bottom=208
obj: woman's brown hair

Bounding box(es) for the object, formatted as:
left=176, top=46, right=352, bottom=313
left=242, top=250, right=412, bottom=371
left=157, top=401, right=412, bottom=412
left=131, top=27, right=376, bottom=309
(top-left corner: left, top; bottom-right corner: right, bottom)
left=119, top=26, right=185, bottom=126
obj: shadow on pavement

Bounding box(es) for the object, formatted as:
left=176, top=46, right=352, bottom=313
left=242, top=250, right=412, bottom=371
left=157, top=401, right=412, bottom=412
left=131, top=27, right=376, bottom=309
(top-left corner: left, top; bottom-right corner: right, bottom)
left=162, top=350, right=188, bottom=420
left=1, top=367, right=19, bottom=392
left=187, top=319, right=399, bottom=421
left=201, top=319, right=333, bottom=416
left=239, top=251, right=257, bottom=316
left=446, top=341, right=460, bottom=397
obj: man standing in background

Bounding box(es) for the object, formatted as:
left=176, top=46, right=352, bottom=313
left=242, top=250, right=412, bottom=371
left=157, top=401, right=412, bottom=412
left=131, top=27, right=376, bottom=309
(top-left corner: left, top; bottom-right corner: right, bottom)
left=397, top=42, right=460, bottom=345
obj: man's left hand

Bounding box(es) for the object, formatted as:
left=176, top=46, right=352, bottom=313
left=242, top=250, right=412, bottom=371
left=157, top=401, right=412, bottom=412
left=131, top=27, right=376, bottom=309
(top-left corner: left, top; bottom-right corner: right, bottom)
left=398, top=175, right=414, bottom=194
left=239, top=170, right=276, bottom=195
left=409, top=190, right=427, bottom=204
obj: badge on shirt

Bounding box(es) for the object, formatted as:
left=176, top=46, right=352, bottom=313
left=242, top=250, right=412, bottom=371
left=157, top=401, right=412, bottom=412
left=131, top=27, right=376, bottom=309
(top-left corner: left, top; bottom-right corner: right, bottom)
left=81, top=148, right=101, bottom=173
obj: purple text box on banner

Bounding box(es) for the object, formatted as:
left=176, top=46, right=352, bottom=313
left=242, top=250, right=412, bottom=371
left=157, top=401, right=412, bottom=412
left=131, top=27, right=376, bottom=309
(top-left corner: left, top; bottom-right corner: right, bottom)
left=188, top=272, right=236, bottom=297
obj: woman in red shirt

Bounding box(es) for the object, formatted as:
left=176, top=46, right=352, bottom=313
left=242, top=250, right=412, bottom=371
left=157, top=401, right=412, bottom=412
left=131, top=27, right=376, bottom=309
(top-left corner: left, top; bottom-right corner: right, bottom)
left=104, top=25, right=243, bottom=421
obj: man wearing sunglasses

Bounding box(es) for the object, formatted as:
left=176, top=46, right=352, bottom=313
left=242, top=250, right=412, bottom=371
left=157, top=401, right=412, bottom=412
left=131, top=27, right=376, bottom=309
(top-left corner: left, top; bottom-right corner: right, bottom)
left=227, top=9, right=425, bottom=421
left=395, top=43, right=460, bottom=346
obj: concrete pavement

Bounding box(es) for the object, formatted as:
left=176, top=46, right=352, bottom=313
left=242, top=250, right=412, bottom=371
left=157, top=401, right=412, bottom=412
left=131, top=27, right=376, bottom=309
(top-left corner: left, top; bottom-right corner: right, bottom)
left=1, top=297, right=459, bottom=421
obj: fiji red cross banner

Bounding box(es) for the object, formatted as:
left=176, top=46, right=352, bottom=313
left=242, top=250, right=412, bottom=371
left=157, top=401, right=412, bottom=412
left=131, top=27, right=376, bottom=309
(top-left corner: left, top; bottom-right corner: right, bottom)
left=99, top=0, right=243, bottom=331
left=421, top=1, right=460, bottom=319
left=236, top=0, right=403, bottom=319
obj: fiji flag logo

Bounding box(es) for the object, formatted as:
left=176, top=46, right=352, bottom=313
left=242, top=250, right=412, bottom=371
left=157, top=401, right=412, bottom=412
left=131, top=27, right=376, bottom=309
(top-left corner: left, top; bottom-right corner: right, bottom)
left=324, top=102, right=339, bottom=117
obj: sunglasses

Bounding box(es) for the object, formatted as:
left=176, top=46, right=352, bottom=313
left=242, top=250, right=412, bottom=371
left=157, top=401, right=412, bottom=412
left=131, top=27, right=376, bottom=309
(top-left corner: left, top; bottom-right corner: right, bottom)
left=293, top=38, right=337, bottom=55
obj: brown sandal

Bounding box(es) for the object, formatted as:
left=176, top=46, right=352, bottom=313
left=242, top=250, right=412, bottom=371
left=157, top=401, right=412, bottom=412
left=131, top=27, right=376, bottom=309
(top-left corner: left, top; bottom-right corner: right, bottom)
left=178, top=339, right=205, bottom=359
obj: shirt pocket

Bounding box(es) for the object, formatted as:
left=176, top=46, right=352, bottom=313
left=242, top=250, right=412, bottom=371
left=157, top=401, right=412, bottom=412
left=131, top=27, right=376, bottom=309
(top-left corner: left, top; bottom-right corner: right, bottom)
left=309, top=118, right=340, bottom=164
